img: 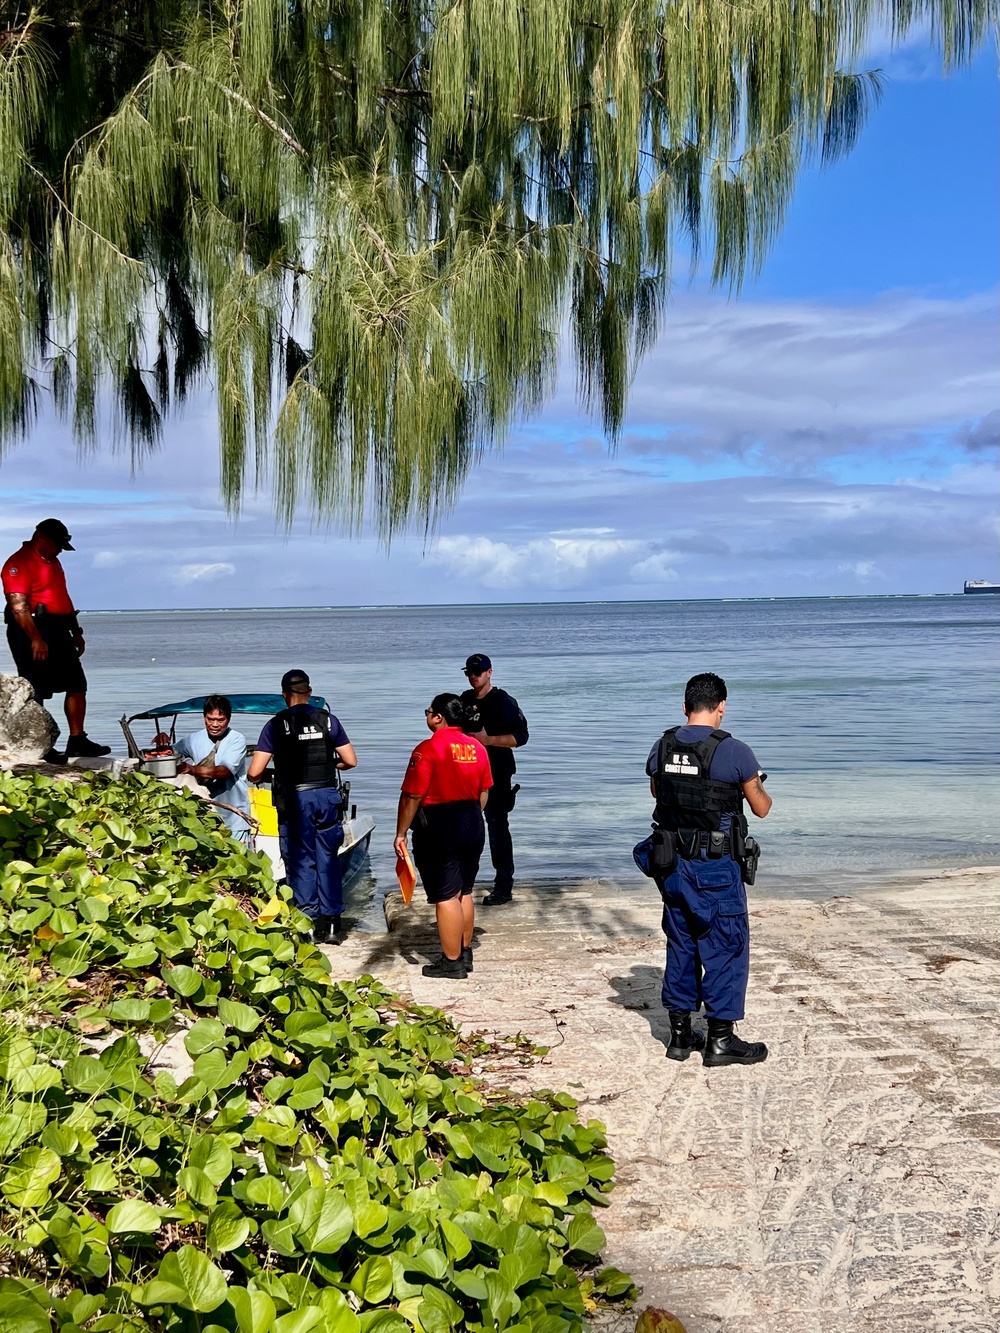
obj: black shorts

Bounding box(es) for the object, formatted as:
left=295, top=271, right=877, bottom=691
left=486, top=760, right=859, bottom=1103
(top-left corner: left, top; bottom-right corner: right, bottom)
left=411, top=800, right=485, bottom=904
left=6, top=614, right=87, bottom=701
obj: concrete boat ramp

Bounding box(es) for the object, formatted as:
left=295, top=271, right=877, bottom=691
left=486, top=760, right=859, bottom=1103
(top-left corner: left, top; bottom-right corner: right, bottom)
left=330, top=867, right=1000, bottom=1333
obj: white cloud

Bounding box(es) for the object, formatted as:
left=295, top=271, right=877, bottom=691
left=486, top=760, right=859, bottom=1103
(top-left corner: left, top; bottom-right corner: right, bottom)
left=429, top=535, right=647, bottom=590
left=614, top=291, right=998, bottom=458
left=92, top=550, right=124, bottom=568
left=629, top=552, right=679, bottom=583
left=862, top=25, right=954, bottom=83
left=174, top=562, right=236, bottom=585
left=430, top=535, right=681, bottom=591
left=838, top=560, right=883, bottom=581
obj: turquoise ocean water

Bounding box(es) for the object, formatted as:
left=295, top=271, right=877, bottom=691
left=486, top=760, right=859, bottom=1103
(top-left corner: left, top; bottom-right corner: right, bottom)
left=72, top=595, right=998, bottom=897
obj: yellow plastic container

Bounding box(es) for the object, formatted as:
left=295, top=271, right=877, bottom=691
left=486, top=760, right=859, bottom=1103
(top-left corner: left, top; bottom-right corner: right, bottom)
left=249, top=786, right=279, bottom=837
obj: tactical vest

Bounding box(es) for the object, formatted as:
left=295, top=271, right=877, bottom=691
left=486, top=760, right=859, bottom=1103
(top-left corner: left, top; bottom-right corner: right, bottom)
left=652, top=727, right=744, bottom=833
left=270, top=706, right=340, bottom=789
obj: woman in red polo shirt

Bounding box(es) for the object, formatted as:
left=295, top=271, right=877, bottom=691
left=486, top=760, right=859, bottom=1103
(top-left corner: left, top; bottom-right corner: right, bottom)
left=394, top=693, right=492, bottom=979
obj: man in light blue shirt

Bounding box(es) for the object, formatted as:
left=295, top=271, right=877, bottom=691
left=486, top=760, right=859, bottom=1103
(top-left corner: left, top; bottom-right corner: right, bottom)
left=174, top=694, right=251, bottom=843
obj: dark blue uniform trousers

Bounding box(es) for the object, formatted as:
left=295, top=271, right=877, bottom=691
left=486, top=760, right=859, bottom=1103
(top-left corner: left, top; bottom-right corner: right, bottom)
left=484, top=779, right=515, bottom=893
left=279, top=788, right=345, bottom=921
left=660, top=854, right=750, bottom=1021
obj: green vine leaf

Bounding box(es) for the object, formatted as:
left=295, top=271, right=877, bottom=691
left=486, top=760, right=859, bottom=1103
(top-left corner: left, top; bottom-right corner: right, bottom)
left=207, top=1200, right=251, bottom=1254
left=163, top=964, right=203, bottom=997
left=153, top=1246, right=229, bottom=1313
left=106, top=1199, right=162, bottom=1234
left=2, top=1146, right=62, bottom=1207
left=217, top=997, right=263, bottom=1034
left=0, top=1297, right=51, bottom=1333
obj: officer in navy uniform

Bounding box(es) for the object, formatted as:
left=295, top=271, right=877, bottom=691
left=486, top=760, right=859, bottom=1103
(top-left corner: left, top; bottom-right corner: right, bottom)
left=248, top=670, right=357, bottom=943
left=646, top=672, right=772, bottom=1067
left=460, top=653, right=529, bottom=905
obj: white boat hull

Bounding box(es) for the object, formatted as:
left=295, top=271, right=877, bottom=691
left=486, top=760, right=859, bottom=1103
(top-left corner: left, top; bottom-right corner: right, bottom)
left=256, top=812, right=375, bottom=887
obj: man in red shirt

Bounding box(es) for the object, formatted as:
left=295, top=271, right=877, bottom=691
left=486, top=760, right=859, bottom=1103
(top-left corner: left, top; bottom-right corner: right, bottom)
left=394, top=693, right=492, bottom=979
left=2, top=519, right=109, bottom=759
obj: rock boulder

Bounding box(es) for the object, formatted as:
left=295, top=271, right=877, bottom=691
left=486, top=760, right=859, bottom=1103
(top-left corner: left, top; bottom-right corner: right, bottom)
left=0, top=673, right=59, bottom=765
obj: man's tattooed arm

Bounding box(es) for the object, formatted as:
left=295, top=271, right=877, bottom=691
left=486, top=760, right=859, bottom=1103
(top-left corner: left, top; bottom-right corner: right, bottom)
left=5, top=592, right=48, bottom=661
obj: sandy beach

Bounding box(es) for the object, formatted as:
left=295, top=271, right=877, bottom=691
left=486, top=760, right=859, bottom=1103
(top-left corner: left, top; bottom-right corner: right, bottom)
left=330, top=867, right=1000, bottom=1333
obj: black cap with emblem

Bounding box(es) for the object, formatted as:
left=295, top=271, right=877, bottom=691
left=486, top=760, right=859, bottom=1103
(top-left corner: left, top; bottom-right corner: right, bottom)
left=35, top=518, right=74, bottom=551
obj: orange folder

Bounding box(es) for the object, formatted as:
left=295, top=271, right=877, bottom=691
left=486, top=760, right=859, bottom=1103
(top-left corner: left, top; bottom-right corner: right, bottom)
left=395, top=846, right=417, bottom=904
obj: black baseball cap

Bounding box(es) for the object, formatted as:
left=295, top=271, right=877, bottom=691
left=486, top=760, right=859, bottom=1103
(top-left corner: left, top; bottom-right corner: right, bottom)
left=464, top=653, right=492, bottom=675
left=35, top=518, right=74, bottom=551
left=281, top=669, right=311, bottom=694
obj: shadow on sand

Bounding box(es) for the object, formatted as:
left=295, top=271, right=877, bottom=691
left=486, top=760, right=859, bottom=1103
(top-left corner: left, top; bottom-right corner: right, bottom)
left=339, top=877, right=662, bottom=978
left=606, top=963, right=709, bottom=1054
left=606, top=964, right=671, bottom=1052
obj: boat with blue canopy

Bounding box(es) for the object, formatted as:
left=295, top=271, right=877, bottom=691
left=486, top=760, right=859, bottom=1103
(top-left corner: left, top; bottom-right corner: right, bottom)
left=126, top=694, right=330, bottom=721
left=120, top=694, right=374, bottom=888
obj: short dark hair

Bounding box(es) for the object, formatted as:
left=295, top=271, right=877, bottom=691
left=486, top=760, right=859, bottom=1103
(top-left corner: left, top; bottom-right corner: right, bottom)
left=429, top=692, right=465, bottom=726
left=684, top=673, right=727, bottom=714
left=203, top=694, right=233, bottom=720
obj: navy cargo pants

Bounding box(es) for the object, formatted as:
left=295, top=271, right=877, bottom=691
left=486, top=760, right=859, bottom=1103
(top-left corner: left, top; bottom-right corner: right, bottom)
left=279, top=788, right=345, bottom=921
left=484, top=778, right=515, bottom=894
left=659, top=854, right=750, bottom=1021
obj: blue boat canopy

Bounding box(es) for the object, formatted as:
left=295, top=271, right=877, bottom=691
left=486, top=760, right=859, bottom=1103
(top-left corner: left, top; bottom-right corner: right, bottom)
left=128, top=694, right=328, bottom=721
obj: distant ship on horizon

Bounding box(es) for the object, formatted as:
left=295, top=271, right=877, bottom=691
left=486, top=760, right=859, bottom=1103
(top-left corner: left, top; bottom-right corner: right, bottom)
left=964, top=579, right=1000, bottom=594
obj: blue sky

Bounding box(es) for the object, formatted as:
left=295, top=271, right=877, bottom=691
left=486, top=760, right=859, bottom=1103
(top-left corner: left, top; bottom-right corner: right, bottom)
left=754, top=42, right=998, bottom=301
left=1, top=37, right=996, bottom=609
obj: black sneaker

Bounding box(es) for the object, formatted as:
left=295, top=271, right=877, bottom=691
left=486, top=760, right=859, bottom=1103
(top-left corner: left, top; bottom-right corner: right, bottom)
left=65, top=732, right=111, bottom=758
left=42, top=748, right=67, bottom=764
left=462, top=946, right=474, bottom=973
left=421, top=954, right=468, bottom=979
left=482, top=889, right=512, bottom=907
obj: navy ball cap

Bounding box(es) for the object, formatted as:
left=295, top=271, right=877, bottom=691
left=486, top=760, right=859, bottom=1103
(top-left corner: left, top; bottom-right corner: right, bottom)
left=464, top=653, right=492, bottom=674
left=281, top=669, right=311, bottom=693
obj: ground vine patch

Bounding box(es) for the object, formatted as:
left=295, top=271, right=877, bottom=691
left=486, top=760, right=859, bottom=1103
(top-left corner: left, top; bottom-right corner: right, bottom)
left=0, top=770, right=634, bottom=1333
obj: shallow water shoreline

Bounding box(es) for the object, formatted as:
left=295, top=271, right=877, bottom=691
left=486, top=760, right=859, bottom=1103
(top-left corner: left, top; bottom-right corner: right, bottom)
left=331, top=865, right=1000, bottom=1333
left=76, top=595, right=1000, bottom=884
left=345, top=858, right=1000, bottom=933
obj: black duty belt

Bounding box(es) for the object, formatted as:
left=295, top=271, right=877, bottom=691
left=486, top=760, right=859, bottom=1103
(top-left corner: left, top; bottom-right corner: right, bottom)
left=293, top=780, right=340, bottom=793
left=676, top=828, right=737, bottom=859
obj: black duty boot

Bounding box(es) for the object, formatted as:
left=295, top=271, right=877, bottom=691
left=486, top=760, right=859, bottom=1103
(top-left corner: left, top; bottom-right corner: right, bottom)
left=421, top=954, right=468, bottom=979
left=666, top=1010, right=705, bottom=1061
left=482, top=889, right=512, bottom=907
left=65, top=732, right=111, bottom=758
left=312, top=916, right=335, bottom=944
left=702, top=1018, right=768, bottom=1067
left=462, top=946, right=474, bottom=973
